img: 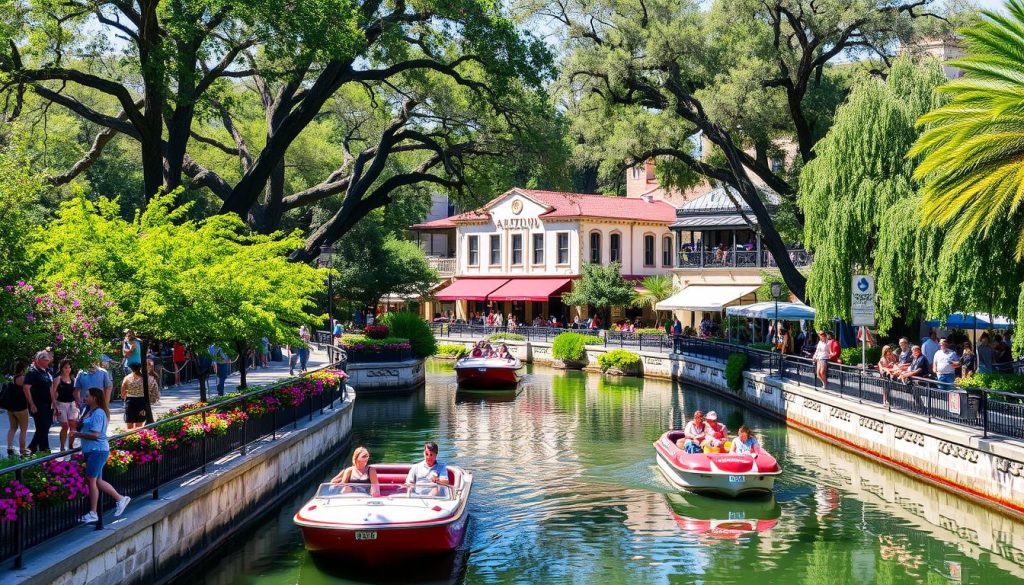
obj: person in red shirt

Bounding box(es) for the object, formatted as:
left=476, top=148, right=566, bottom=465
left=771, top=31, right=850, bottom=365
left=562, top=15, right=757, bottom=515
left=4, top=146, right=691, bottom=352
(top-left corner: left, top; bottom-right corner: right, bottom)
left=172, top=342, right=186, bottom=386
left=826, top=332, right=842, bottom=363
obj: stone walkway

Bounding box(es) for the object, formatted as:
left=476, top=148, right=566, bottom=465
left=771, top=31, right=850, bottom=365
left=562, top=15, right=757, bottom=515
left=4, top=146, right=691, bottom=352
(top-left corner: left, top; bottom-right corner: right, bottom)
left=0, top=349, right=329, bottom=453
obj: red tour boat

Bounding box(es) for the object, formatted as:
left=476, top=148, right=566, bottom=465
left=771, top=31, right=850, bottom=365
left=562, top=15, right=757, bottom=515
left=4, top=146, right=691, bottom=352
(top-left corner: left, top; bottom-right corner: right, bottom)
left=293, top=464, right=473, bottom=563
left=653, top=430, right=782, bottom=497
left=454, top=356, right=522, bottom=389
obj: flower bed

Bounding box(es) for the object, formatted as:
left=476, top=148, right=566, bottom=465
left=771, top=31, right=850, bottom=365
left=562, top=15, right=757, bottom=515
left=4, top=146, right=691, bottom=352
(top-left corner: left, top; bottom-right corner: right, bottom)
left=340, top=334, right=414, bottom=362
left=0, top=369, right=347, bottom=522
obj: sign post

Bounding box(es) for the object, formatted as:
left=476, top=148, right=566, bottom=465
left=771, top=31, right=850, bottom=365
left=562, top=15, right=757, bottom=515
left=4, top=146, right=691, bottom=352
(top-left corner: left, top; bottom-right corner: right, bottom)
left=851, top=275, right=876, bottom=371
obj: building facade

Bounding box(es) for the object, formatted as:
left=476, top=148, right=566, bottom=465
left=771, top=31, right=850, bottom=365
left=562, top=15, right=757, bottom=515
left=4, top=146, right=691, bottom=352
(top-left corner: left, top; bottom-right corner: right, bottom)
left=412, top=188, right=676, bottom=323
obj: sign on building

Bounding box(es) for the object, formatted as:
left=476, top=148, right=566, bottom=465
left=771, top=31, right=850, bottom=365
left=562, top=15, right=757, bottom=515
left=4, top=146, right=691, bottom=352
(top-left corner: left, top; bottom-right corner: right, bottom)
left=851, top=275, right=875, bottom=327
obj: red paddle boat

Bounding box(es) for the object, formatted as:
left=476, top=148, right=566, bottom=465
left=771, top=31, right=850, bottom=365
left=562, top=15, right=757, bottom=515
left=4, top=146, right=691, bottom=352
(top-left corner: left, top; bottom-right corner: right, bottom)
left=665, top=491, right=781, bottom=539
left=653, top=430, right=782, bottom=497
left=454, top=356, right=522, bottom=389
left=293, top=464, right=473, bottom=563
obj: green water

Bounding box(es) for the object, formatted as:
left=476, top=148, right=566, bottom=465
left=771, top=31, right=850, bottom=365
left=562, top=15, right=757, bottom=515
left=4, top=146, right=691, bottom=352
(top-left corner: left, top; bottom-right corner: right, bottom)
left=175, top=363, right=1024, bottom=584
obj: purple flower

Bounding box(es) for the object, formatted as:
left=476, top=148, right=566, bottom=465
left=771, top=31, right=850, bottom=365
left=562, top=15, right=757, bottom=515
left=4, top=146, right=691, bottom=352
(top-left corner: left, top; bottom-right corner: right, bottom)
left=56, top=334, right=64, bottom=342
left=72, top=300, right=80, bottom=308
left=25, top=314, right=34, bottom=322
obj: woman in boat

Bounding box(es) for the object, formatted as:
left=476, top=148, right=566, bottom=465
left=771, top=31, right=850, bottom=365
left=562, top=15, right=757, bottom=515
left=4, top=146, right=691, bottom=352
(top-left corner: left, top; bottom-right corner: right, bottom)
left=730, top=426, right=760, bottom=455
left=497, top=343, right=514, bottom=361
left=330, top=446, right=380, bottom=495
left=470, top=341, right=485, bottom=358
left=676, top=411, right=711, bottom=453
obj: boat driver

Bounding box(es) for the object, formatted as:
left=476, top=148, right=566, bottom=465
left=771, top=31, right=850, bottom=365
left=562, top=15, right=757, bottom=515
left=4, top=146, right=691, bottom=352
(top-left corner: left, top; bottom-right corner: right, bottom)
left=405, top=441, right=449, bottom=496
left=677, top=411, right=712, bottom=454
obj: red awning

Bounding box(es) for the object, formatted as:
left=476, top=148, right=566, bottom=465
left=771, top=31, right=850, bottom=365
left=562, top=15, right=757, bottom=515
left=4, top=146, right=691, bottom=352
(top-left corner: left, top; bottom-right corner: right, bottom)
left=487, top=278, right=573, bottom=302
left=433, top=278, right=510, bottom=301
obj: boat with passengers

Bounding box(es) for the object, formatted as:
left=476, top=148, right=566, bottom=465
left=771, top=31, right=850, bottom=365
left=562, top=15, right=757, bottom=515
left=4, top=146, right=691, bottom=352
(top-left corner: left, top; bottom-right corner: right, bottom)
left=653, top=430, right=782, bottom=497
left=454, top=356, right=522, bottom=389
left=293, top=463, right=473, bottom=562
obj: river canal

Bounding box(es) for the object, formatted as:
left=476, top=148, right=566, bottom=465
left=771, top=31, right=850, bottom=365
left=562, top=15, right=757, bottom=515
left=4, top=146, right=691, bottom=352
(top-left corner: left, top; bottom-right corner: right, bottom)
left=176, top=363, right=1024, bottom=585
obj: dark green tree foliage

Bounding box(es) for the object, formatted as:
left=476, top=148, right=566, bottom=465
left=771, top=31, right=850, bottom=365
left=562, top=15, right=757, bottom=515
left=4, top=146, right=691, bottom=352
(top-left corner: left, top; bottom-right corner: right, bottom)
left=562, top=262, right=634, bottom=310
left=799, top=58, right=946, bottom=332
left=331, top=208, right=438, bottom=311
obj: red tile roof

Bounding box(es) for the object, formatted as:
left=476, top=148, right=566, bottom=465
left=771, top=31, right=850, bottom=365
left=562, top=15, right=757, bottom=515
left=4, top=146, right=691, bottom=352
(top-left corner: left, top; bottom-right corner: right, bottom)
left=410, top=188, right=675, bottom=229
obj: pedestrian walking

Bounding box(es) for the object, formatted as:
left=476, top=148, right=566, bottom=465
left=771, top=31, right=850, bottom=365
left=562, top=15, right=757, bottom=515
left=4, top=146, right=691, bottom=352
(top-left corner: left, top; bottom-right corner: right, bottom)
left=24, top=351, right=55, bottom=454
left=813, top=331, right=830, bottom=388
left=208, top=343, right=231, bottom=396
left=172, top=342, right=187, bottom=386
left=52, top=359, right=80, bottom=451
left=122, top=329, right=142, bottom=374
left=75, top=359, right=113, bottom=407
left=298, top=326, right=311, bottom=372
left=3, top=361, right=29, bottom=457
left=72, top=388, right=130, bottom=524
left=120, top=363, right=153, bottom=430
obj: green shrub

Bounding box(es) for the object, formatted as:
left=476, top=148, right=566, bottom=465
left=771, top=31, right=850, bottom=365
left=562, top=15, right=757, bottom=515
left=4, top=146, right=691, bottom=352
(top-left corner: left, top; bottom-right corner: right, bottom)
left=748, top=342, right=775, bottom=351
left=840, top=346, right=882, bottom=366
left=379, top=311, right=437, bottom=358
left=635, top=328, right=667, bottom=336
left=434, top=344, right=469, bottom=358
left=487, top=332, right=525, bottom=341
left=726, top=352, right=748, bottom=392
left=958, top=373, right=1024, bottom=394
left=597, top=349, right=642, bottom=373
left=682, top=326, right=696, bottom=337
left=551, top=332, right=603, bottom=361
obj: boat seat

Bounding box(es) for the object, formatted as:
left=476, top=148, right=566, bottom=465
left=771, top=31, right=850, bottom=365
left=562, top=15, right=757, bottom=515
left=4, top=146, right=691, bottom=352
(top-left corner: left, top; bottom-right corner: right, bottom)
left=369, top=467, right=461, bottom=487
left=667, top=431, right=687, bottom=444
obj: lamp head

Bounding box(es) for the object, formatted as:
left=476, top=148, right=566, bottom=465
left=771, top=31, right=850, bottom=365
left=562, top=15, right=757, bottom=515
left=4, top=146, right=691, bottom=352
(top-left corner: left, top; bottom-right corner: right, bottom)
left=770, top=282, right=782, bottom=299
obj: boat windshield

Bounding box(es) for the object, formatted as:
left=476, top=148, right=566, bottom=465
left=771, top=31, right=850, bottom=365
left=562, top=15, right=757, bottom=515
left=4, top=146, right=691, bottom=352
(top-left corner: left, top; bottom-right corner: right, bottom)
left=315, top=482, right=453, bottom=499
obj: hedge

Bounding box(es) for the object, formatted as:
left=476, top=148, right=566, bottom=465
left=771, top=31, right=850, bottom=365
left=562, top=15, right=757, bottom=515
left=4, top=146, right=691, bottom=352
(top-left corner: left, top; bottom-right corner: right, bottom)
left=339, top=334, right=411, bottom=351
left=597, top=349, right=641, bottom=373
left=635, top=328, right=667, bottom=336
left=840, top=346, right=882, bottom=366
left=958, top=372, right=1024, bottom=395
left=551, top=332, right=603, bottom=361
left=379, top=312, right=437, bottom=358
left=434, top=344, right=469, bottom=358
left=487, top=332, right=525, bottom=341
left=726, top=352, right=748, bottom=392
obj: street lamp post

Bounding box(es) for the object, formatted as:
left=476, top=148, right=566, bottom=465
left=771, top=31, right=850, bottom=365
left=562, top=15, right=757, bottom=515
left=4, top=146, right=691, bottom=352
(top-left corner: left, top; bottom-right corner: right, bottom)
left=319, top=244, right=336, bottom=341
left=770, top=282, right=782, bottom=378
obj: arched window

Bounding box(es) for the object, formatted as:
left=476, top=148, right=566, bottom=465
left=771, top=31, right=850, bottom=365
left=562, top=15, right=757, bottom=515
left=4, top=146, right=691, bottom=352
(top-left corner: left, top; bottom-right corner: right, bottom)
left=643, top=234, right=655, bottom=267
left=610, top=233, right=622, bottom=263
left=589, top=232, right=602, bottom=264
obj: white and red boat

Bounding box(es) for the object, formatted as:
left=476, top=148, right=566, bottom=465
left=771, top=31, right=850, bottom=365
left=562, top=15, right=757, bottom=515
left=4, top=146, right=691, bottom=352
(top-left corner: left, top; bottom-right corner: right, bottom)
left=454, top=356, right=522, bottom=390
left=653, top=430, right=782, bottom=497
left=293, top=464, right=473, bottom=563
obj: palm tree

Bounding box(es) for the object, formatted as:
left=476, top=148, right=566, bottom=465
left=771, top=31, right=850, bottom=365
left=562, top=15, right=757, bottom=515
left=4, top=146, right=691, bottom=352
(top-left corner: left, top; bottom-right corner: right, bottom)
left=910, top=0, right=1024, bottom=257
left=629, top=275, right=675, bottom=328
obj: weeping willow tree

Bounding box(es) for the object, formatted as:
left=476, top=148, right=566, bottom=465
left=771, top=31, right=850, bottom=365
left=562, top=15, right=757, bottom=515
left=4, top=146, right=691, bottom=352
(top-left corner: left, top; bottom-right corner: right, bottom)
left=798, top=58, right=947, bottom=332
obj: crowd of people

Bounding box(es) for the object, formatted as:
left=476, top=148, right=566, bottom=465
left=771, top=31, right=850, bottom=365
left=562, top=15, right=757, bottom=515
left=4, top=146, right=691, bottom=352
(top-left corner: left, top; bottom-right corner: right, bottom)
left=469, top=341, right=515, bottom=361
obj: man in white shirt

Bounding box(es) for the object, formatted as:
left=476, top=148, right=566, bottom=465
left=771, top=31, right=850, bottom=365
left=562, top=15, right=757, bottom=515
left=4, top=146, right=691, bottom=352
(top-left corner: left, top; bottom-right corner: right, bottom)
left=921, top=330, right=939, bottom=364
left=932, top=338, right=960, bottom=385
left=405, top=441, right=449, bottom=496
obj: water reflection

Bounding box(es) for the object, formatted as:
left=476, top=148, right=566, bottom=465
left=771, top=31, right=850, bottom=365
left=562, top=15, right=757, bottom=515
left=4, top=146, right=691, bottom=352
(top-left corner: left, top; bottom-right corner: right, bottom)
left=175, top=365, right=1024, bottom=585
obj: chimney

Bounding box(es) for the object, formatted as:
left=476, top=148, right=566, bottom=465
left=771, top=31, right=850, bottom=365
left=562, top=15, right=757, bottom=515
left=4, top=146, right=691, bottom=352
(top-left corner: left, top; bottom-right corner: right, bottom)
left=641, top=194, right=654, bottom=203
left=645, top=159, right=655, bottom=182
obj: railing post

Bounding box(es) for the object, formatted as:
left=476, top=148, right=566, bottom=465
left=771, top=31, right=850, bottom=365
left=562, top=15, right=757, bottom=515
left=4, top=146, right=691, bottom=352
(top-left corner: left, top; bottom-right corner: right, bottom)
left=982, top=392, right=988, bottom=438
left=14, top=468, right=24, bottom=569
left=202, top=410, right=208, bottom=474
left=272, top=408, right=277, bottom=441
left=926, top=384, right=933, bottom=423
left=240, top=415, right=248, bottom=456
left=152, top=457, right=160, bottom=499
left=857, top=369, right=863, bottom=403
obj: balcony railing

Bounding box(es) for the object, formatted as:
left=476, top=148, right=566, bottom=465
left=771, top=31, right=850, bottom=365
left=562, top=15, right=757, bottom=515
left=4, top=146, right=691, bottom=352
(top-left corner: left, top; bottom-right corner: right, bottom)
left=676, top=247, right=813, bottom=269
left=427, top=256, right=456, bottom=276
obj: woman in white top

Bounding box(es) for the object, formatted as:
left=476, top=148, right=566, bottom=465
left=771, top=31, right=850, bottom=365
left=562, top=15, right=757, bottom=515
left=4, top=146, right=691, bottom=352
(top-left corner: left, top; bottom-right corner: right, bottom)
left=730, top=426, right=760, bottom=455
left=813, top=331, right=831, bottom=388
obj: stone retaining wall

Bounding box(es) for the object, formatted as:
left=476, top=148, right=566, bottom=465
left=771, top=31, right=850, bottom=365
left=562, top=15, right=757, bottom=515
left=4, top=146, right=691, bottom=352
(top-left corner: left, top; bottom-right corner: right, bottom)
left=14, top=387, right=356, bottom=585
left=438, top=336, right=1024, bottom=518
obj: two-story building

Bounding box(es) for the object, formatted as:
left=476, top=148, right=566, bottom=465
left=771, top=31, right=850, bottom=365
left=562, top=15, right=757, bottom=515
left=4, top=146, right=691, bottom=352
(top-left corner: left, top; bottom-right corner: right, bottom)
left=411, top=188, right=676, bottom=323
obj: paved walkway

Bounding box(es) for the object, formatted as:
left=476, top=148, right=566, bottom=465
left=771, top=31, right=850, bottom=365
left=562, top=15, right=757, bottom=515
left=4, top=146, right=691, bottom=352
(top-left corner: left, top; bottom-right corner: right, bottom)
left=1, top=349, right=329, bottom=453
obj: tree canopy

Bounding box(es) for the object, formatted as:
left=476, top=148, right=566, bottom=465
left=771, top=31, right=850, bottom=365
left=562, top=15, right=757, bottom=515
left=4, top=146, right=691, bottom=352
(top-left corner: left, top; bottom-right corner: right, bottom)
left=563, top=262, right=634, bottom=310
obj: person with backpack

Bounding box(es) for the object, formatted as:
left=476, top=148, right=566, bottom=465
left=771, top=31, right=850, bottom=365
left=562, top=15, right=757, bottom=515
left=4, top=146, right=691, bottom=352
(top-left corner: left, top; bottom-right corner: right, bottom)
left=3, top=361, right=29, bottom=457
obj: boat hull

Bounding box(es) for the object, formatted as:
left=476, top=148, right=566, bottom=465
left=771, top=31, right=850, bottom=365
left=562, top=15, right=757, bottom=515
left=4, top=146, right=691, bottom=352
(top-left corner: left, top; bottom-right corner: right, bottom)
left=298, top=512, right=469, bottom=562
left=455, top=358, right=520, bottom=389
left=656, top=451, right=776, bottom=497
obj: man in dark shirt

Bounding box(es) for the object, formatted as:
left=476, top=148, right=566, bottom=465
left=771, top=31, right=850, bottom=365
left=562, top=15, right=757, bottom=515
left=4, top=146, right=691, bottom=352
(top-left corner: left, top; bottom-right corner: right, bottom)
left=23, top=350, right=55, bottom=453
left=898, top=345, right=929, bottom=383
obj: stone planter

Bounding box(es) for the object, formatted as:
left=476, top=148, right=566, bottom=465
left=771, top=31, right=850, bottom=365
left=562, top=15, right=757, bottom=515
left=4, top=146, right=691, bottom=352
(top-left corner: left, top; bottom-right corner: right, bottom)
left=602, top=366, right=640, bottom=377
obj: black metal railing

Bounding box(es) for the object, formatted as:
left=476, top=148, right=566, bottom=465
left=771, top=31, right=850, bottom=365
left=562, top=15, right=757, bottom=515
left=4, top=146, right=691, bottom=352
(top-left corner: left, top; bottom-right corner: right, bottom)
left=433, top=324, right=1022, bottom=440
left=0, top=363, right=348, bottom=569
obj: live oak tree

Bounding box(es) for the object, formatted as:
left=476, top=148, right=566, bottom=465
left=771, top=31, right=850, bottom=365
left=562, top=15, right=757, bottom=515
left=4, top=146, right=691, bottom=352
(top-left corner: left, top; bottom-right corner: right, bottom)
left=0, top=0, right=562, bottom=254
left=33, top=190, right=324, bottom=409
left=542, top=0, right=955, bottom=301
